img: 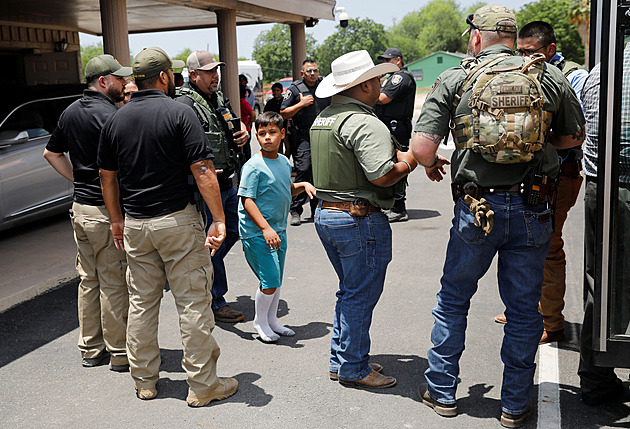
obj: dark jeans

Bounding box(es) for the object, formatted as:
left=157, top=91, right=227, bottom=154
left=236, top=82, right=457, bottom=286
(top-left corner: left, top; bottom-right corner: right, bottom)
left=578, top=180, right=624, bottom=400
left=314, top=206, right=392, bottom=381
left=204, top=186, right=239, bottom=310
left=290, top=135, right=318, bottom=216
left=426, top=194, right=552, bottom=415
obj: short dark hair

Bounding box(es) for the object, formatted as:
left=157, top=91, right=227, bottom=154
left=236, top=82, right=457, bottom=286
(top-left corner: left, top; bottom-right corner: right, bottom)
left=302, top=59, right=316, bottom=66
left=255, top=111, right=284, bottom=129
left=239, top=74, right=247, bottom=81
left=518, top=21, right=556, bottom=46
left=135, top=74, right=160, bottom=90
left=86, top=76, right=100, bottom=88
left=271, top=82, right=283, bottom=91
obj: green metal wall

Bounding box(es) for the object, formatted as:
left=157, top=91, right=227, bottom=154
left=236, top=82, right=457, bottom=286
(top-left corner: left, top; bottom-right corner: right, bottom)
left=406, top=52, right=464, bottom=89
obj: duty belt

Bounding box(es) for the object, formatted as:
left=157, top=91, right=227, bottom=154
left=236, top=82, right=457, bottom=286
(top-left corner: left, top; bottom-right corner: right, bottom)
left=451, top=182, right=524, bottom=203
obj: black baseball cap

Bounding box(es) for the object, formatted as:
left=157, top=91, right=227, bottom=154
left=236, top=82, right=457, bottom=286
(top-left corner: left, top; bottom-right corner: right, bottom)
left=377, top=48, right=403, bottom=61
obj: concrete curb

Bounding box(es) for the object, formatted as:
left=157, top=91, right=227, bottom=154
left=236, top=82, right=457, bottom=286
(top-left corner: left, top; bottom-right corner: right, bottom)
left=0, top=270, right=78, bottom=313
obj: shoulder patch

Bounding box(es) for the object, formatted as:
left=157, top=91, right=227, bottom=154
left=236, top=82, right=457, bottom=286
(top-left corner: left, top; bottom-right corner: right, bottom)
left=283, top=91, right=291, bottom=100
left=428, top=77, right=441, bottom=96
left=391, top=75, right=403, bottom=86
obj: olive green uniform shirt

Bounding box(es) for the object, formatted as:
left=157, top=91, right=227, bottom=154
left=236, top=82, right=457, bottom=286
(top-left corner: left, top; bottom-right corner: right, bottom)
left=415, top=44, right=585, bottom=187
left=314, top=95, right=397, bottom=208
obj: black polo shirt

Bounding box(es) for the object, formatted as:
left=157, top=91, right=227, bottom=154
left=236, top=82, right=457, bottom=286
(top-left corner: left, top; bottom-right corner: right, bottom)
left=46, top=90, right=117, bottom=206
left=97, top=89, right=212, bottom=219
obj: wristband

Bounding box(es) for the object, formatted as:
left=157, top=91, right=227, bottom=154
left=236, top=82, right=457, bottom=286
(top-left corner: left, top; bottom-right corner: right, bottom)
left=428, top=156, right=439, bottom=168
left=401, top=160, right=412, bottom=174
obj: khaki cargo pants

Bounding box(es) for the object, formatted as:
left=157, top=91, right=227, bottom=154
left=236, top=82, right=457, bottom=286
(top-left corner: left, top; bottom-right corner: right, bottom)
left=71, top=202, right=129, bottom=366
left=124, top=204, right=221, bottom=397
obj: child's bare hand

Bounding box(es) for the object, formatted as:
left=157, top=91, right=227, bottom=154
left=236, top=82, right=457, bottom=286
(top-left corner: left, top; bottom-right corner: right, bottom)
left=263, top=227, right=281, bottom=250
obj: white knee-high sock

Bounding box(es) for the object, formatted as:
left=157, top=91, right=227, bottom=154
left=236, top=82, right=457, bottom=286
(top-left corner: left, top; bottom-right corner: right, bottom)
left=268, top=289, right=295, bottom=336
left=253, top=288, right=279, bottom=342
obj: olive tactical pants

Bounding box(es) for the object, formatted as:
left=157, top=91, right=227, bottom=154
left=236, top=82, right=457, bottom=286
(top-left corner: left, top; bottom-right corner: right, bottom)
left=123, top=204, right=221, bottom=397
left=71, top=202, right=129, bottom=365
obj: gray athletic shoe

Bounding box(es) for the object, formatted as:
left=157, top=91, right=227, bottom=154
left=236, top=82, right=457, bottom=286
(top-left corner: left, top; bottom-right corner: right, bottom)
left=290, top=212, right=301, bottom=226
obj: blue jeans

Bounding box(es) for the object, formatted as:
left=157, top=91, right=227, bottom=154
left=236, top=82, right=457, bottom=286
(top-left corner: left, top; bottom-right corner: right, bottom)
left=205, top=186, right=239, bottom=310
left=314, top=206, right=392, bottom=381
left=425, top=194, right=552, bottom=415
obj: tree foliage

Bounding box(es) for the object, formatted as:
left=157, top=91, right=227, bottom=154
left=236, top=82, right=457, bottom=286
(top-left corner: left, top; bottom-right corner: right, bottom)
left=516, top=0, right=584, bottom=64
left=173, top=48, right=193, bottom=72
left=252, top=24, right=317, bottom=82
left=314, top=18, right=389, bottom=75
left=389, top=1, right=469, bottom=64
left=80, top=42, right=104, bottom=81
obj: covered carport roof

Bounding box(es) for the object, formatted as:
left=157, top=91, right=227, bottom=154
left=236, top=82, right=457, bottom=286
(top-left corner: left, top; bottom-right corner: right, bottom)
left=0, top=0, right=336, bottom=34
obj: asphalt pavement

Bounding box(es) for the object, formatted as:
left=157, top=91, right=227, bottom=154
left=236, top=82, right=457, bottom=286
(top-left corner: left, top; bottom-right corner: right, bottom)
left=1, top=143, right=629, bottom=428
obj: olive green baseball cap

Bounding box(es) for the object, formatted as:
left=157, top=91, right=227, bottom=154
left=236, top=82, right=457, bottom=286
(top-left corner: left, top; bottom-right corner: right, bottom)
left=462, top=4, right=517, bottom=36
left=133, top=47, right=185, bottom=80
left=85, top=54, right=132, bottom=81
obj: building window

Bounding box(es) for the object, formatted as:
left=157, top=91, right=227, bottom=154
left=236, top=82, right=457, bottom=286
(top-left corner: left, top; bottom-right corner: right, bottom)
left=437, top=56, right=443, bottom=64
left=412, top=69, right=423, bottom=80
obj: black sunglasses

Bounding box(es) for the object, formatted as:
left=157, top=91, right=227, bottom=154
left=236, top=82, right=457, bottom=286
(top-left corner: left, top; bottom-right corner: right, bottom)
left=516, top=44, right=550, bottom=56
left=466, top=14, right=478, bottom=31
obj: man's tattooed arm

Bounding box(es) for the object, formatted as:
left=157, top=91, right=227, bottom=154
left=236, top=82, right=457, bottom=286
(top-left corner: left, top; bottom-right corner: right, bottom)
left=197, top=159, right=213, bottom=174
left=549, top=126, right=586, bottom=149
left=418, top=132, right=444, bottom=145
left=571, top=126, right=585, bottom=142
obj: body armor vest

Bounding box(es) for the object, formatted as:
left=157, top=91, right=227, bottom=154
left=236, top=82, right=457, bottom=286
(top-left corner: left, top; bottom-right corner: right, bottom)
left=175, top=86, right=239, bottom=171
left=310, top=103, right=404, bottom=200
left=291, top=78, right=329, bottom=131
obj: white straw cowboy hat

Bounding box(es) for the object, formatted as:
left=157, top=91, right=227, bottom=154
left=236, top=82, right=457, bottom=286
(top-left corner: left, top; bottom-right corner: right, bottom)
left=316, top=50, right=399, bottom=98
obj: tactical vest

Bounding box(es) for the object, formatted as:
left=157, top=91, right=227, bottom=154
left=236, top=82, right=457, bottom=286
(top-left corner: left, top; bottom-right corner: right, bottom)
left=451, top=53, right=553, bottom=164
left=175, top=86, right=239, bottom=171
left=310, top=103, right=404, bottom=202
left=291, top=78, right=330, bottom=131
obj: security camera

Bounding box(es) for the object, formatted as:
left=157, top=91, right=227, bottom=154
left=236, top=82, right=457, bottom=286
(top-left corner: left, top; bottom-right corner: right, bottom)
left=335, top=7, right=349, bottom=28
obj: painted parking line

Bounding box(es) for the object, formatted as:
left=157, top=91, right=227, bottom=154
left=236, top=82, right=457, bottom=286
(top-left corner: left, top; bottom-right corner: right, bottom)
left=538, top=342, right=561, bottom=428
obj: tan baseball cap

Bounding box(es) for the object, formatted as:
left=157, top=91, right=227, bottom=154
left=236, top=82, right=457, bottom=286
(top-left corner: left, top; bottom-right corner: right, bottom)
left=85, top=54, right=132, bottom=81
left=187, top=50, right=225, bottom=71
left=462, top=4, right=517, bottom=37
left=133, top=47, right=185, bottom=80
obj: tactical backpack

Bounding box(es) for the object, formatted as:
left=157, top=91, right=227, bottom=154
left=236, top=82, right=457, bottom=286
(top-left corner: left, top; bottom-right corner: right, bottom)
left=451, top=53, right=552, bottom=164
